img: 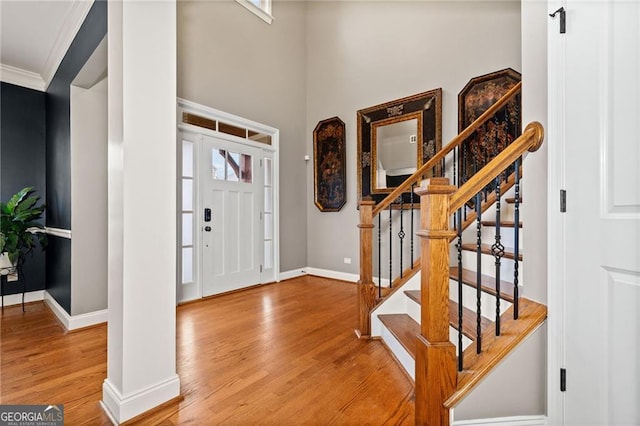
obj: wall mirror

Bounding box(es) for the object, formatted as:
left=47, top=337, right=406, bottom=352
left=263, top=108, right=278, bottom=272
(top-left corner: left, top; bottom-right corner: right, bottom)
left=357, top=88, right=442, bottom=205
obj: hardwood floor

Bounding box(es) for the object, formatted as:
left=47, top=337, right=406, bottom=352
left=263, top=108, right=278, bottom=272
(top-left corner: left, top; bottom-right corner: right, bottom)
left=0, top=276, right=414, bottom=425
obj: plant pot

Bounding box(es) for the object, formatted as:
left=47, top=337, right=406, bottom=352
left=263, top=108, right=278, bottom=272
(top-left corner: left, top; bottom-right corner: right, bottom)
left=0, top=252, right=15, bottom=274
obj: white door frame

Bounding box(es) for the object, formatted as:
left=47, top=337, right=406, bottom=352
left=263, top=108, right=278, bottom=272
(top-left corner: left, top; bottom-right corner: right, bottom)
left=546, top=0, right=567, bottom=421
left=176, top=99, right=280, bottom=303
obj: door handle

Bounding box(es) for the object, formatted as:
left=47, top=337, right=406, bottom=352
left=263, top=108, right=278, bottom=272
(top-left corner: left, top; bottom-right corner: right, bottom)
left=204, top=208, right=211, bottom=222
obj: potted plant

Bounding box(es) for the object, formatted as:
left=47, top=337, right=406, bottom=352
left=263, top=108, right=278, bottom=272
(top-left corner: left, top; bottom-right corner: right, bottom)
left=0, top=187, right=47, bottom=270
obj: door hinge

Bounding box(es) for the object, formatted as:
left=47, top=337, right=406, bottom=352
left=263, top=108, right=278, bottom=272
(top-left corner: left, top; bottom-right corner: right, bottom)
left=560, top=189, right=567, bottom=212
left=260, top=264, right=263, bottom=273
left=549, top=7, right=566, bottom=34
left=260, top=159, right=263, bottom=167
left=560, top=368, right=567, bottom=392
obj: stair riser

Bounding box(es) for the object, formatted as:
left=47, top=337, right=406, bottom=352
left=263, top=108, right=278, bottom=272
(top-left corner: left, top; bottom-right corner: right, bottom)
left=460, top=251, right=522, bottom=282
left=450, top=281, right=514, bottom=322
left=407, top=295, right=420, bottom=324
left=478, top=226, right=523, bottom=251
left=380, top=324, right=415, bottom=380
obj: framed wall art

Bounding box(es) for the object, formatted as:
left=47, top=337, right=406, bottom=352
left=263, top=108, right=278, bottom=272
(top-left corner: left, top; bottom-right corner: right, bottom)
left=313, top=117, right=346, bottom=212
left=357, top=88, right=442, bottom=206
left=458, top=68, right=521, bottom=186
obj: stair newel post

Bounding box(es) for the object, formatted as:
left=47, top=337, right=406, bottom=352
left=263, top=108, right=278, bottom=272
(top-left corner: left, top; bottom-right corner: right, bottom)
left=357, top=198, right=377, bottom=338
left=414, top=178, right=457, bottom=426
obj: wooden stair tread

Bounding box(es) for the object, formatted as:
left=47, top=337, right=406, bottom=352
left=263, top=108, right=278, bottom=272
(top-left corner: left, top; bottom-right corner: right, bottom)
left=449, top=267, right=515, bottom=303
left=480, top=220, right=522, bottom=228
left=504, top=197, right=522, bottom=204
left=404, top=290, right=492, bottom=341
left=460, top=243, right=522, bottom=261
left=378, top=314, right=419, bottom=359
left=445, top=297, right=547, bottom=408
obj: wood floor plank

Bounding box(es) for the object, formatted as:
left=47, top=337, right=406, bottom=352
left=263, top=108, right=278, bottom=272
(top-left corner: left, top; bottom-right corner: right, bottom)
left=1, top=276, right=414, bottom=424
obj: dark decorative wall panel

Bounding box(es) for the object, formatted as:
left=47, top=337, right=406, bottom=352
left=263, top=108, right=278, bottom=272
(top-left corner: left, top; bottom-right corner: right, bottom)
left=0, top=82, right=47, bottom=294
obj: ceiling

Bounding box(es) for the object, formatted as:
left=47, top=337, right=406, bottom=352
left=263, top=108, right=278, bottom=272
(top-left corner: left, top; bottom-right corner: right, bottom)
left=0, top=0, right=93, bottom=91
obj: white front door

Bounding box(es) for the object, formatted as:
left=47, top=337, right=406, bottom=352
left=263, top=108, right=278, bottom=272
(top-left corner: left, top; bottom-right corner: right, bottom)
left=200, top=135, right=262, bottom=296
left=554, top=1, right=640, bottom=424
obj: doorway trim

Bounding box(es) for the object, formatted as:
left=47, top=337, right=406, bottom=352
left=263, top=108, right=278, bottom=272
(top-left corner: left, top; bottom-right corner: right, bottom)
left=546, top=0, right=566, bottom=423
left=176, top=99, right=280, bottom=303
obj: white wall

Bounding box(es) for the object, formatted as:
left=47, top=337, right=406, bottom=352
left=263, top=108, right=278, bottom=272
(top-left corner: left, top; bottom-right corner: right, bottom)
left=70, top=77, right=108, bottom=316
left=521, top=0, right=548, bottom=304
left=305, top=0, right=522, bottom=275
left=177, top=0, right=308, bottom=273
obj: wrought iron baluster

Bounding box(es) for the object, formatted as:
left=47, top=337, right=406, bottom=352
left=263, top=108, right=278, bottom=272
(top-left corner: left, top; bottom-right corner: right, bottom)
left=399, top=198, right=405, bottom=279
left=456, top=208, right=464, bottom=371
left=454, top=146, right=458, bottom=188
left=461, top=142, right=467, bottom=221
left=411, top=183, right=415, bottom=266
left=513, top=158, right=521, bottom=319
left=475, top=192, right=483, bottom=354
left=378, top=213, right=382, bottom=299
left=491, top=176, right=504, bottom=336
left=389, top=203, right=393, bottom=289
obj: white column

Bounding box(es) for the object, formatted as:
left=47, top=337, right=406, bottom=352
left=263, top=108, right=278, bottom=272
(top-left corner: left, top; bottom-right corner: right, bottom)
left=102, top=1, right=179, bottom=423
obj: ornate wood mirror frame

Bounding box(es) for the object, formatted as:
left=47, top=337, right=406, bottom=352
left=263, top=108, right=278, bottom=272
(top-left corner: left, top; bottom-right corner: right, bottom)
left=357, top=88, right=442, bottom=205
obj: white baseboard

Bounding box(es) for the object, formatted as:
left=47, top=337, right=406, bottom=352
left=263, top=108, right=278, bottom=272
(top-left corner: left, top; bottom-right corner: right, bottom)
left=102, top=375, right=180, bottom=423
left=278, top=268, right=307, bottom=281
left=1, top=290, right=45, bottom=307
left=452, top=415, right=547, bottom=426
left=304, top=267, right=358, bottom=283
left=44, top=291, right=107, bottom=331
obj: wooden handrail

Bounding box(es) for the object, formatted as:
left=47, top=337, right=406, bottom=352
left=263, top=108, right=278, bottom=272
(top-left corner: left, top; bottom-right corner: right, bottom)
left=449, top=121, right=543, bottom=214
left=372, top=81, right=522, bottom=217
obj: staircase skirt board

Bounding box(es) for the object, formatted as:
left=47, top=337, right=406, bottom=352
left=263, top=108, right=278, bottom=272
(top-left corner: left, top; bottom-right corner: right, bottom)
left=445, top=298, right=547, bottom=408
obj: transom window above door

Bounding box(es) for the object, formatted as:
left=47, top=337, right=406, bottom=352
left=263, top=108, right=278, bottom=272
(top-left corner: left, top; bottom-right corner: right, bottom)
left=235, top=0, right=273, bottom=24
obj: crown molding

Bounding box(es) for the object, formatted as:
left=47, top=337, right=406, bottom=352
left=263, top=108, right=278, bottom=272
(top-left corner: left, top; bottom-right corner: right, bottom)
left=41, top=0, right=94, bottom=90
left=0, top=64, right=46, bottom=91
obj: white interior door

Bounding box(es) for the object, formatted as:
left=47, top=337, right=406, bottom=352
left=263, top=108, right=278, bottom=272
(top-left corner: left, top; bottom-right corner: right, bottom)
left=559, top=1, right=640, bottom=424
left=200, top=135, right=262, bottom=296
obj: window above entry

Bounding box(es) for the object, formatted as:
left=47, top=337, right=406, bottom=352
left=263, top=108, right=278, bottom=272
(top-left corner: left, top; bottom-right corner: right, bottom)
left=236, top=0, right=273, bottom=24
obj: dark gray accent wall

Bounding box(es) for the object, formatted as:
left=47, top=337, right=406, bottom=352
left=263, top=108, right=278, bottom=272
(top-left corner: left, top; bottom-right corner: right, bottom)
left=45, top=0, right=107, bottom=313
left=44, top=236, right=71, bottom=310
left=0, top=82, right=47, bottom=294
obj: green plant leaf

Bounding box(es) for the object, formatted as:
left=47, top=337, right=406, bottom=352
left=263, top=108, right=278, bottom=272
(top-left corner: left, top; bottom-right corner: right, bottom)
left=1, top=187, right=46, bottom=265
left=15, top=195, right=39, bottom=213
left=6, top=187, right=33, bottom=213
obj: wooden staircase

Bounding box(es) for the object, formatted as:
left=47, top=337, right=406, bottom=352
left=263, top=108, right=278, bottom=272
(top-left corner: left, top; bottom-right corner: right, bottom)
left=356, top=81, right=547, bottom=425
